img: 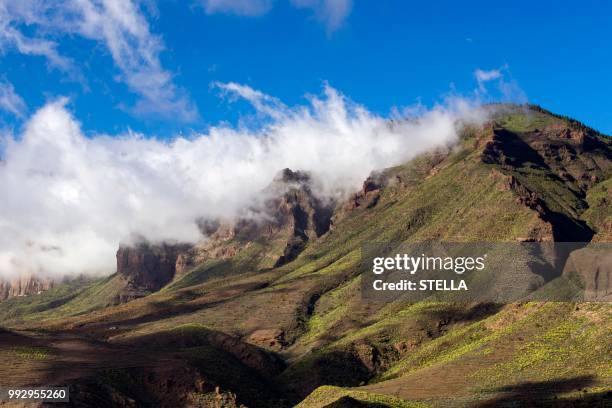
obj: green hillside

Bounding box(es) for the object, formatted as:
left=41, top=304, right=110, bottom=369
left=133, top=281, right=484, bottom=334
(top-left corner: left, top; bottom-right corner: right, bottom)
left=0, top=105, right=610, bottom=407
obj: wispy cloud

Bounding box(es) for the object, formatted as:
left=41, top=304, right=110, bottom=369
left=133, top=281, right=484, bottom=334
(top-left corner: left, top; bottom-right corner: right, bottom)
left=291, top=0, right=352, bottom=33
left=76, top=0, right=198, bottom=121
left=474, top=68, right=502, bottom=91
left=214, top=81, right=288, bottom=120
left=201, top=0, right=274, bottom=16
left=0, top=79, right=26, bottom=118
left=474, top=66, right=527, bottom=103
left=200, top=0, right=353, bottom=32
left=0, top=3, right=74, bottom=72
left=0, top=0, right=198, bottom=122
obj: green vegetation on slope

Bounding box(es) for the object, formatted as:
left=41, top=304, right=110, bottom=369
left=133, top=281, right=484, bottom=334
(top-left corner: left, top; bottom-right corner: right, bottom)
left=0, top=105, right=610, bottom=407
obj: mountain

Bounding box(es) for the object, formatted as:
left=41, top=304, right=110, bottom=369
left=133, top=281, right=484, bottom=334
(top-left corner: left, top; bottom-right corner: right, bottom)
left=115, top=242, right=191, bottom=303
left=0, top=105, right=610, bottom=407
left=113, top=168, right=335, bottom=303
left=0, top=275, right=54, bottom=301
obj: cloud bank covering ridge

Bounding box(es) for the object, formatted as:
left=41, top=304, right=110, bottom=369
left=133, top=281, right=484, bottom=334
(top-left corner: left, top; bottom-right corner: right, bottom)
left=0, top=84, right=490, bottom=279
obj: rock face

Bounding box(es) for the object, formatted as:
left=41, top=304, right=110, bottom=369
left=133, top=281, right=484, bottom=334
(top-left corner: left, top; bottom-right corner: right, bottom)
left=114, top=169, right=335, bottom=301
left=327, top=172, right=387, bottom=229
left=0, top=275, right=54, bottom=301
left=481, top=124, right=610, bottom=192
left=563, top=246, right=612, bottom=301
left=178, top=168, right=336, bottom=272
left=261, top=168, right=335, bottom=242
left=247, top=328, right=285, bottom=351
left=479, top=120, right=610, bottom=242
left=345, top=173, right=385, bottom=212
left=270, top=169, right=335, bottom=267
left=116, top=242, right=190, bottom=303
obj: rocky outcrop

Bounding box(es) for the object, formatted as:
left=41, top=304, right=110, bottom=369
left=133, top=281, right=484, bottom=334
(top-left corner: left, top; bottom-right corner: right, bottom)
left=327, top=172, right=387, bottom=229
left=481, top=122, right=611, bottom=192
left=481, top=125, right=599, bottom=242
left=563, top=246, right=612, bottom=301
left=0, top=275, right=54, bottom=301
left=266, top=169, right=335, bottom=239
left=247, top=328, right=285, bottom=351
left=344, top=173, right=385, bottom=212
left=115, top=169, right=336, bottom=298
left=116, top=242, right=190, bottom=303
left=271, top=169, right=335, bottom=266
left=180, top=169, right=336, bottom=271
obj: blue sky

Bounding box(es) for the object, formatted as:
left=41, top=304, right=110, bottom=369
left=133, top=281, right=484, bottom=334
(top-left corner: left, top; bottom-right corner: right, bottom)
left=1, top=0, right=611, bottom=135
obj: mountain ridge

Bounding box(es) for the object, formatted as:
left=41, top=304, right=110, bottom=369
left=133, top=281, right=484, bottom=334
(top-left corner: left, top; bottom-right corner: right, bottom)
left=0, top=104, right=610, bottom=407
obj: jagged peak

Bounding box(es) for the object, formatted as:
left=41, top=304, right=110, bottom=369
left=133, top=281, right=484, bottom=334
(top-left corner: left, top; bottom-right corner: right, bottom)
left=275, top=168, right=311, bottom=184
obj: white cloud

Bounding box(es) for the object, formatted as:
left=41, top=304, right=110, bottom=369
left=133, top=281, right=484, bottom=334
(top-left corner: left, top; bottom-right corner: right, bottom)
left=0, top=0, right=198, bottom=121
left=0, top=3, right=74, bottom=72
left=474, top=66, right=527, bottom=103
left=291, top=0, right=352, bottom=32
left=0, top=85, right=488, bottom=279
left=201, top=0, right=352, bottom=32
left=0, top=79, right=26, bottom=117
left=474, top=68, right=502, bottom=92
left=474, top=68, right=502, bottom=83
left=214, top=81, right=288, bottom=119
left=201, top=0, right=274, bottom=16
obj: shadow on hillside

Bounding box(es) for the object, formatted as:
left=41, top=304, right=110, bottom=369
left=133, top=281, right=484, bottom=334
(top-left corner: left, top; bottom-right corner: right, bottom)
left=476, top=375, right=611, bottom=407
left=425, top=302, right=503, bottom=325
left=72, top=281, right=269, bottom=334
left=322, top=395, right=387, bottom=407
left=0, top=327, right=45, bottom=347
left=31, top=325, right=286, bottom=408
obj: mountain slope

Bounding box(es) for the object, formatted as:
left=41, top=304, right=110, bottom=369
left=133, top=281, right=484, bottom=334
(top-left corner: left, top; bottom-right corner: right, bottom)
left=0, top=104, right=610, bottom=407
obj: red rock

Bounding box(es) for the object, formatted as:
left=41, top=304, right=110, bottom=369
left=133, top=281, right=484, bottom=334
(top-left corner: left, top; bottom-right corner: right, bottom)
left=0, top=274, right=54, bottom=301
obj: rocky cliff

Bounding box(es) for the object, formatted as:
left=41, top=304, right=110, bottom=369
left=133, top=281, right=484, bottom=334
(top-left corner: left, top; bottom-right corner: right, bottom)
left=115, top=242, right=190, bottom=302
left=479, top=112, right=611, bottom=241
left=113, top=169, right=335, bottom=301
left=175, top=168, right=336, bottom=275
left=0, top=275, right=54, bottom=301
